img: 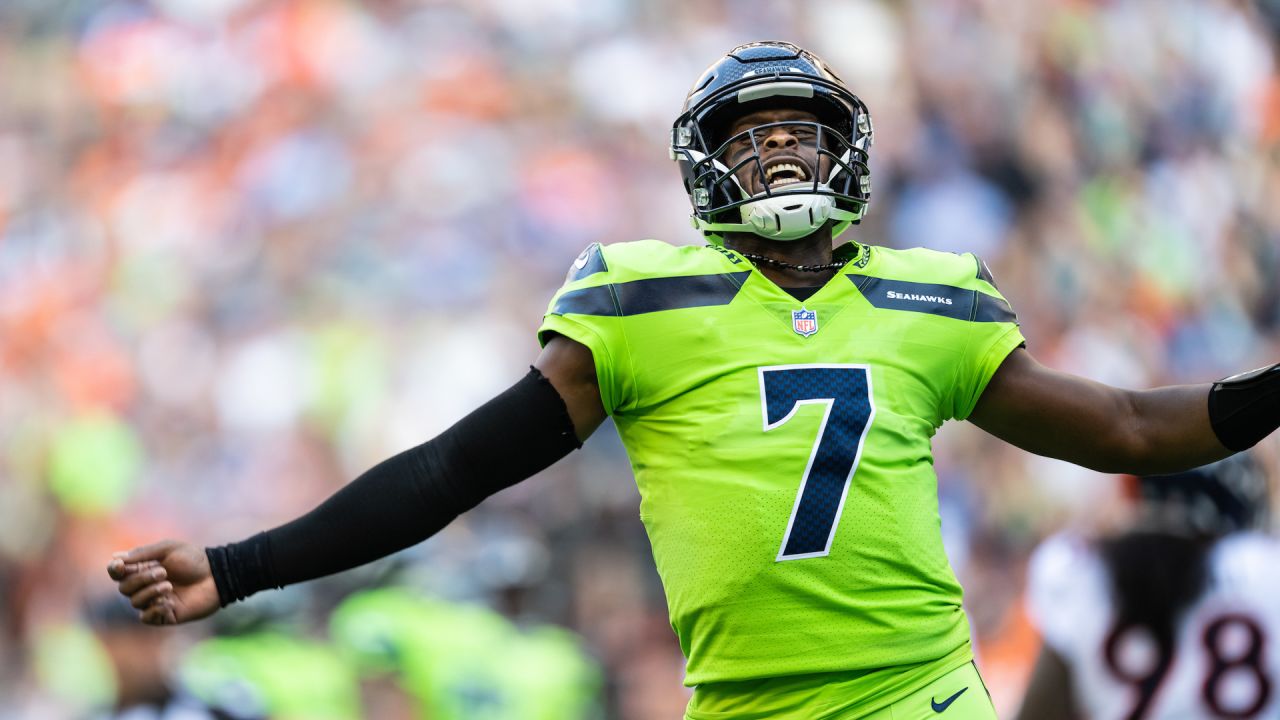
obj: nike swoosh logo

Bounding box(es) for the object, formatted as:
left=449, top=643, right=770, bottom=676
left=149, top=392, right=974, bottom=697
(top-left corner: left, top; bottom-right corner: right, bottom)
left=931, top=686, right=968, bottom=713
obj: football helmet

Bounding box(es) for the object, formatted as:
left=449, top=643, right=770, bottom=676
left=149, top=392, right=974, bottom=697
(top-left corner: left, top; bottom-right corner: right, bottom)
left=671, top=41, right=873, bottom=243
left=1136, top=452, right=1271, bottom=535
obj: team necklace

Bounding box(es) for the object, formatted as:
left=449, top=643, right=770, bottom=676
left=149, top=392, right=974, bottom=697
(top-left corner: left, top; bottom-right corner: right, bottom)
left=735, top=251, right=847, bottom=273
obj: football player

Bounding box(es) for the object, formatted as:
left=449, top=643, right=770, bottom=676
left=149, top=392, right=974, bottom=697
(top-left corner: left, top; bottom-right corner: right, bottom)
left=1018, top=454, right=1278, bottom=720
left=109, top=42, right=1280, bottom=719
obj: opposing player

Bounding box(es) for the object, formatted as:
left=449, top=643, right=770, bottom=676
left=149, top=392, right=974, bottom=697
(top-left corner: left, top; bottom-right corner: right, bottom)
left=1017, top=454, right=1279, bottom=720
left=108, top=42, right=1280, bottom=718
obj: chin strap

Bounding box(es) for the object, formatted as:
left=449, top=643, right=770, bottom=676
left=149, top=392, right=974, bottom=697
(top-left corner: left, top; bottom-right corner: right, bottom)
left=740, top=193, right=839, bottom=240
left=690, top=147, right=863, bottom=243
left=694, top=203, right=857, bottom=243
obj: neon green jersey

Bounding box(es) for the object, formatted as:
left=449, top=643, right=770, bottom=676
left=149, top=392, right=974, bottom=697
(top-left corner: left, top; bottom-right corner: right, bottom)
left=538, top=240, right=1024, bottom=691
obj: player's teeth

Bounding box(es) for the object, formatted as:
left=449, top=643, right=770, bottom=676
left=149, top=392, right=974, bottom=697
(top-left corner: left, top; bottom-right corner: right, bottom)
left=765, top=163, right=806, bottom=181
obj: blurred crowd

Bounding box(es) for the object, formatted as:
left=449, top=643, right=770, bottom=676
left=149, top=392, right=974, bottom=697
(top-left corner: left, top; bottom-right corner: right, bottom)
left=2, top=0, right=1280, bottom=717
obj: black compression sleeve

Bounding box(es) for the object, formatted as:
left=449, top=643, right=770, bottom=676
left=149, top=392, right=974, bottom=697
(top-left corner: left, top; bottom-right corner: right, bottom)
left=205, top=367, right=582, bottom=606
left=1208, top=362, right=1280, bottom=452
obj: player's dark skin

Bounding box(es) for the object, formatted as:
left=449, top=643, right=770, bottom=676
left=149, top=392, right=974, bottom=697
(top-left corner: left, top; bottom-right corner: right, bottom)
left=108, top=108, right=1231, bottom=626
left=720, top=108, right=844, bottom=288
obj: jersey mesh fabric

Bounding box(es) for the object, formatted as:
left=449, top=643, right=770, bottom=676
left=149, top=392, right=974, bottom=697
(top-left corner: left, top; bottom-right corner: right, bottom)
left=538, top=240, right=1024, bottom=700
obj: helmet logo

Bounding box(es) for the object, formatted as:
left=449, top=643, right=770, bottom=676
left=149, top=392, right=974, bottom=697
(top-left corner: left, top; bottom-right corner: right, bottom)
left=792, top=308, right=818, bottom=337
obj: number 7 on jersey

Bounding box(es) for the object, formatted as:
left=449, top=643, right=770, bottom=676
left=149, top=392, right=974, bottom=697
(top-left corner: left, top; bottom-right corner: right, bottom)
left=759, top=364, right=875, bottom=561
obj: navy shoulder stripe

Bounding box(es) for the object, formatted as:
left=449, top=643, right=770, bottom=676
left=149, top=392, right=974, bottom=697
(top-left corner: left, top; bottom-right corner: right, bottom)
left=553, top=271, right=750, bottom=317
left=553, top=283, right=620, bottom=317
left=850, top=276, right=1017, bottom=323
left=975, top=292, right=1017, bottom=323
left=566, top=243, right=609, bottom=282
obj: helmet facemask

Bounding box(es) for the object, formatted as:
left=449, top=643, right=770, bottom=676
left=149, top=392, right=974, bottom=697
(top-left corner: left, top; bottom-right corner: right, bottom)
left=686, top=113, right=870, bottom=241
left=671, top=48, right=874, bottom=244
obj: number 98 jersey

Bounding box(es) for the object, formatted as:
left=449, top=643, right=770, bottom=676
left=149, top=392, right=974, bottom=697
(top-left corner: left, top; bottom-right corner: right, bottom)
left=539, top=240, right=1024, bottom=688
left=1027, top=531, right=1280, bottom=719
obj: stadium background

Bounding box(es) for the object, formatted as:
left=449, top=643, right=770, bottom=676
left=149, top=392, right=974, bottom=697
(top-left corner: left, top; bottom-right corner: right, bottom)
left=2, top=0, right=1280, bottom=716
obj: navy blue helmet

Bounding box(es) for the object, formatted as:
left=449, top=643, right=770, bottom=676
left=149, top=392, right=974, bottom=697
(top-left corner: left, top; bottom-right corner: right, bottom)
left=670, top=41, right=873, bottom=243
left=1137, top=453, right=1271, bottom=535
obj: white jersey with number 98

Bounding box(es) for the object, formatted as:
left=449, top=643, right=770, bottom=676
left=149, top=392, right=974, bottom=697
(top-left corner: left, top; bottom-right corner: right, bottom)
left=1027, top=531, right=1280, bottom=720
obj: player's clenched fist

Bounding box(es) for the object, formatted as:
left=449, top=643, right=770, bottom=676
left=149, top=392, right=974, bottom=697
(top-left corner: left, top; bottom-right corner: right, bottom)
left=106, top=540, right=220, bottom=626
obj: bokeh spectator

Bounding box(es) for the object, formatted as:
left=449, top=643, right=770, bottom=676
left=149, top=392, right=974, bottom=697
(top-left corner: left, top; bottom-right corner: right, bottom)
left=2, top=1, right=1278, bottom=716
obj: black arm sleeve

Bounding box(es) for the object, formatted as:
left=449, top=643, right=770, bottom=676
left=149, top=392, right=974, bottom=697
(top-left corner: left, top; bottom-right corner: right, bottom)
left=1208, top=362, right=1280, bottom=452
left=205, top=367, right=582, bottom=606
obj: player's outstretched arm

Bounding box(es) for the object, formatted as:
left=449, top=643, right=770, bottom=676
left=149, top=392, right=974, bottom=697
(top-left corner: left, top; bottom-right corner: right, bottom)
left=109, top=335, right=606, bottom=625
left=969, top=348, right=1279, bottom=475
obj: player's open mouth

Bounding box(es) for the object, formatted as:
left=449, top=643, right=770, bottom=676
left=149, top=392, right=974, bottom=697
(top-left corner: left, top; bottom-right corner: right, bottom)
left=763, top=159, right=811, bottom=189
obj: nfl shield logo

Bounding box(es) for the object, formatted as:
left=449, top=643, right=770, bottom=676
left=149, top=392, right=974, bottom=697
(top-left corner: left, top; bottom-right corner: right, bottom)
left=792, top=308, right=818, bottom=337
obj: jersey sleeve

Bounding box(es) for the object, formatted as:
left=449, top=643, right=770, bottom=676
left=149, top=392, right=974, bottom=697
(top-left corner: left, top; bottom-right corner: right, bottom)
left=1025, top=532, right=1111, bottom=656
left=537, top=243, right=636, bottom=416
left=948, top=253, right=1025, bottom=420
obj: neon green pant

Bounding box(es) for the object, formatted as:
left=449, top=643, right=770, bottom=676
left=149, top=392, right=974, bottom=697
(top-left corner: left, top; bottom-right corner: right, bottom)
left=684, top=660, right=995, bottom=720
left=862, top=662, right=995, bottom=720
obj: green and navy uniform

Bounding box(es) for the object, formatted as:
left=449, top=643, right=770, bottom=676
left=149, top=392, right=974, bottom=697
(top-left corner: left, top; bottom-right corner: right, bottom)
left=179, top=632, right=362, bottom=719
left=330, top=588, right=601, bottom=720
left=539, top=240, right=1022, bottom=718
